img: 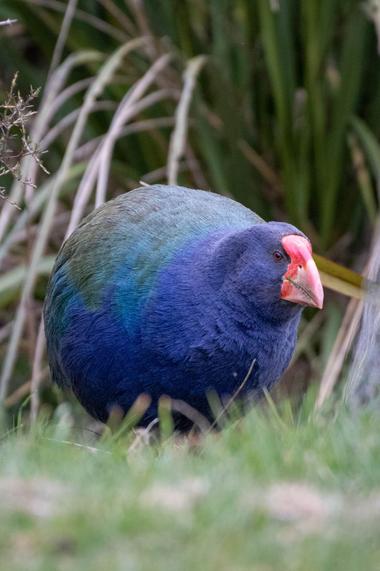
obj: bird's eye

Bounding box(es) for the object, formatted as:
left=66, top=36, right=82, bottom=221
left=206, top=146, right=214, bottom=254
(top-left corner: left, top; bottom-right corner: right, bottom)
left=272, top=250, right=284, bottom=262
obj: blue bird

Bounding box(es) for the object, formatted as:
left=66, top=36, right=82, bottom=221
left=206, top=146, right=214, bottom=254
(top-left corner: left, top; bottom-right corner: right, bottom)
left=44, top=185, right=323, bottom=427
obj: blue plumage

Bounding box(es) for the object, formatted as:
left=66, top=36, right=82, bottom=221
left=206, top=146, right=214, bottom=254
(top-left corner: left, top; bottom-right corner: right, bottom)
left=44, top=185, right=316, bottom=426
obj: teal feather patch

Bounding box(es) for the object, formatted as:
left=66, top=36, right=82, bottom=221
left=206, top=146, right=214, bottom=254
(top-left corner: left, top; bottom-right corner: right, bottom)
left=57, top=185, right=263, bottom=325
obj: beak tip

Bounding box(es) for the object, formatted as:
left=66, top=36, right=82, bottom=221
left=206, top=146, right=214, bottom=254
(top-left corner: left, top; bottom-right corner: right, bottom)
left=314, top=283, right=324, bottom=310
left=280, top=234, right=324, bottom=310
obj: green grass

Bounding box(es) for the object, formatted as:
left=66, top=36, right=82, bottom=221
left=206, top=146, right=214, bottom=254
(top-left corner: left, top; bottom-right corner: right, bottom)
left=1, top=401, right=380, bottom=571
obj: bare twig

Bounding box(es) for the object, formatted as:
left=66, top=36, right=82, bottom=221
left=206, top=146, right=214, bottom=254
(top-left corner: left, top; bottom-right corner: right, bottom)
left=0, top=74, right=44, bottom=207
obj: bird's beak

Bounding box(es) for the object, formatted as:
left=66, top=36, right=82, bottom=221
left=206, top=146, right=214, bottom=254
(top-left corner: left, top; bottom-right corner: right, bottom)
left=280, top=235, right=324, bottom=309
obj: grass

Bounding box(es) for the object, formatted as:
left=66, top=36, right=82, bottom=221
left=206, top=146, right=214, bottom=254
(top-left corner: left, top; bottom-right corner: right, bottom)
left=1, top=398, right=380, bottom=570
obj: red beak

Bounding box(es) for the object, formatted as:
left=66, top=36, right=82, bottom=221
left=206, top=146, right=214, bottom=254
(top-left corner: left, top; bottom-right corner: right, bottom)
left=280, top=235, right=324, bottom=309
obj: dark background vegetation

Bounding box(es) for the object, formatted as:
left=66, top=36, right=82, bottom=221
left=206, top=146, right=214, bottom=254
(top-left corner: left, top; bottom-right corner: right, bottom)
left=0, top=0, right=380, bottom=421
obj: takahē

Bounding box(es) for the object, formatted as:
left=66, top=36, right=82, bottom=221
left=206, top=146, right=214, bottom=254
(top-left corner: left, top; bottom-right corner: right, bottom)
left=44, top=185, right=323, bottom=427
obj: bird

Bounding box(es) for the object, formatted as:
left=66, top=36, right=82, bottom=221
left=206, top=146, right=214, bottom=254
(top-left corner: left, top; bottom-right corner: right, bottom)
left=44, top=184, right=323, bottom=428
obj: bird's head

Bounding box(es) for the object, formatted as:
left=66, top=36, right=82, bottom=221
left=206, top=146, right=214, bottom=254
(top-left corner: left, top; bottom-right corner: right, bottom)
left=214, top=222, right=324, bottom=323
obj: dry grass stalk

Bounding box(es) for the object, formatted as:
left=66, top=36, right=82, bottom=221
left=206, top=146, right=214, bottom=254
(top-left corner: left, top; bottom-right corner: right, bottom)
left=345, top=220, right=380, bottom=405
left=315, top=298, right=363, bottom=409
left=0, top=19, right=18, bottom=27
left=100, top=0, right=136, bottom=36
left=26, top=0, right=128, bottom=43
left=95, top=54, right=172, bottom=206
left=74, top=116, right=175, bottom=162
left=30, top=321, right=46, bottom=423
left=47, top=0, right=78, bottom=80
left=167, top=56, right=206, bottom=186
